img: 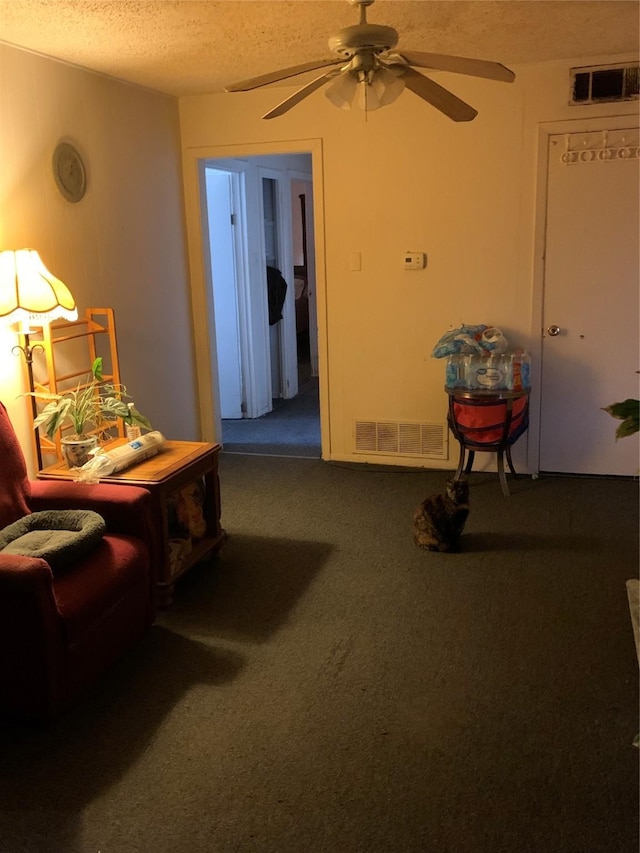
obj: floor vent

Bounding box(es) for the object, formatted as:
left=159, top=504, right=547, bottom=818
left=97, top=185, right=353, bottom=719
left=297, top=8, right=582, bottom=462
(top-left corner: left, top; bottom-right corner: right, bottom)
left=570, top=63, right=639, bottom=105
left=354, top=420, right=448, bottom=459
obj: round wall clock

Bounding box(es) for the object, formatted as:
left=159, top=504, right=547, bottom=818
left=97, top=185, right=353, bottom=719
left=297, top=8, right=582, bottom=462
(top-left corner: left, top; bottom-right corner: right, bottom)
left=52, top=142, right=87, bottom=203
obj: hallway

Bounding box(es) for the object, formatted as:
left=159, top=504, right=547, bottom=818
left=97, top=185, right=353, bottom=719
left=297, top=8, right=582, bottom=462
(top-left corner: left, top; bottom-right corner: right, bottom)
left=221, top=334, right=320, bottom=458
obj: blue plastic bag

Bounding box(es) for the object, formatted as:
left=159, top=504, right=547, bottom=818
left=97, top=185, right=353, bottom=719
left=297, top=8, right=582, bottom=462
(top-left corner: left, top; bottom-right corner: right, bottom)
left=432, top=324, right=508, bottom=358
left=432, top=324, right=488, bottom=358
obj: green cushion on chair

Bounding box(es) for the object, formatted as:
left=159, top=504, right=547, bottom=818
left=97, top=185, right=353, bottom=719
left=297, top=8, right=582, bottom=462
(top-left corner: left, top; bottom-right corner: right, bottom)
left=0, top=510, right=106, bottom=572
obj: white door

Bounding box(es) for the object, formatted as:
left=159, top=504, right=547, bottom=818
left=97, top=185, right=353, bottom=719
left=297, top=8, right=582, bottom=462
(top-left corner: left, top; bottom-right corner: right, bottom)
left=205, top=168, right=243, bottom=419
left=539, top=127, right=639, bottom=475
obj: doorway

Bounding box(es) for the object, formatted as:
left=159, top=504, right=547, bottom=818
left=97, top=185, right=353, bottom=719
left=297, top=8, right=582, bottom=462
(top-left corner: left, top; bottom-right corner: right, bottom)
left=203, top=153, right=321, bottom=457
left=537, top=121, right=639, bottom=476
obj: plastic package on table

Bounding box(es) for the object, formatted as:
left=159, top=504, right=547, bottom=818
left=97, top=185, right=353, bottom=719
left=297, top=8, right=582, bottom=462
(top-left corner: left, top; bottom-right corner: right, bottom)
left=74, top=431, right=166, bottom=482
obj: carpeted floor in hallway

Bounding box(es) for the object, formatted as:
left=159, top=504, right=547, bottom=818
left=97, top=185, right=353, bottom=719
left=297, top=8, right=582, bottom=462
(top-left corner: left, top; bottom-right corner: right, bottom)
left=222, top=342, right=320, bottom=458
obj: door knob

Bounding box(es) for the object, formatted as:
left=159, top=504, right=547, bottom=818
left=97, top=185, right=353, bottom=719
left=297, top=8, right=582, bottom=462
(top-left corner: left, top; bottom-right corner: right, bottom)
left=547, top=325, right=562, bottom=336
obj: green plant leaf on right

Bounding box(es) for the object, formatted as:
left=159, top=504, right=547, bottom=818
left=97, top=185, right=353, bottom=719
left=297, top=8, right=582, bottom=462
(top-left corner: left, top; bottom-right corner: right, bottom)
left=602, top=398, right=640, bottom=440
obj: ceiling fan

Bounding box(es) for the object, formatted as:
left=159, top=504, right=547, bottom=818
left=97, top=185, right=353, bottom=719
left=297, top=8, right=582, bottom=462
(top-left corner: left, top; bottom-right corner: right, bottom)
left=225, top=0, right=515, bottom=121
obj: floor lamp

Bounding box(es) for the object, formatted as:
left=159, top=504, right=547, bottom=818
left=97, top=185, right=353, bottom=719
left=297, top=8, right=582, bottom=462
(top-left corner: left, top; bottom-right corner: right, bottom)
left=0, top=249, right=78, bottom=470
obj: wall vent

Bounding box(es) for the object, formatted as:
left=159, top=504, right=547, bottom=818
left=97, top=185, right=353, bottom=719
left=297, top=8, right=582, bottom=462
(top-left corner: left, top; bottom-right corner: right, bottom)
left=354, top=420, right=448, bottom=459
left=570, top=63, right=639, bottom=105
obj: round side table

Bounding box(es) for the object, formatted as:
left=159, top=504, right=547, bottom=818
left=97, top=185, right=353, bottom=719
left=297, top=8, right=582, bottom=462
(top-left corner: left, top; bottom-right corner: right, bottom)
left=445, top=386, right=530, bottom=497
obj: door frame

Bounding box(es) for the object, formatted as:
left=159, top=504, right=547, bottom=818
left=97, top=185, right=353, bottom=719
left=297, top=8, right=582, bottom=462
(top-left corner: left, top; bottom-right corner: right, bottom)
left=529, top=113, right=638, bottom=475
left=181, top=138, right=329, bottom=454
left=258, top=165, right=299, bottom=400
left=289, top=169, right=318, bottom=377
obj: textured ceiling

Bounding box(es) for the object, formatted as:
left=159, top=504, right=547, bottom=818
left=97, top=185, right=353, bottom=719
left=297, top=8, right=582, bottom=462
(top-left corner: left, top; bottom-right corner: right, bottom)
left=0, top=0, right=638, bottom=97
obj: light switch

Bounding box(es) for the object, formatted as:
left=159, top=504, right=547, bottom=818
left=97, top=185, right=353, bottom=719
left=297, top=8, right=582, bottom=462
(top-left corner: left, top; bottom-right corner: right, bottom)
left=350, top=252, right=362, bottom=271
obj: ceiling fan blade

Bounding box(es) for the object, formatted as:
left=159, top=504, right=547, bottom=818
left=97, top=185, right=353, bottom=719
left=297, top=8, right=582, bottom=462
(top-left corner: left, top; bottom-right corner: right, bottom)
left=401, top=67, right=477, bottom=122
left=397, top=51, right=515, bottom=83
left=225, top=58, right=344, bottom=92
left=263, top=68, right=344, bottom=119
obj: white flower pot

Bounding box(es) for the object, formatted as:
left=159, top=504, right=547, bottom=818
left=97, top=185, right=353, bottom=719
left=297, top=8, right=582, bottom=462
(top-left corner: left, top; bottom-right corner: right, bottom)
left=61, top=435, right=99, bottom=469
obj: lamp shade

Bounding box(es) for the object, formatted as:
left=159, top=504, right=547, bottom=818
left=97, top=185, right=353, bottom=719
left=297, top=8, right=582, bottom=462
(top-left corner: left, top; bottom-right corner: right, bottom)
left=0, top=249, right=78, bottom=324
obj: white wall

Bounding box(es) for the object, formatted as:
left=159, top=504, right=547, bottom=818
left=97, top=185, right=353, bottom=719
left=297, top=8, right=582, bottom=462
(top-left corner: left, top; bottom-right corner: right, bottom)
left=0, top=44, right=197, bottom=475
left=180, top=53, right=639, bottom=471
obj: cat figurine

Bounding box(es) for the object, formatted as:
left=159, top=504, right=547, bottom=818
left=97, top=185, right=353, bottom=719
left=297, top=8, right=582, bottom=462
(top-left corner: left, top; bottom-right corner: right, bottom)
left=412, top=478, right=470, bottom=553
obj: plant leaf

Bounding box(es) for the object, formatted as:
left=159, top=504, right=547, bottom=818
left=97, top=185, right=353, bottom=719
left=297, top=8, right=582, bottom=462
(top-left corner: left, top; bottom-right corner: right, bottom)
left=603, top=399, right=640, bottom=421
left=129, top=408, right=153, bottom=431
left=101, top=398, right=130, bottom=419
left=92, top=357, right=103, bottom=382
left=33, top=398, right=73, bottom=439
left=616, top=418, right=640, bottom=440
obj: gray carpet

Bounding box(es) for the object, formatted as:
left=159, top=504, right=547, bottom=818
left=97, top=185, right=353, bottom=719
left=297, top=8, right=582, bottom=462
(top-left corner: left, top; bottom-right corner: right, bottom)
left=222, top=376, right=320, bottom=457
left=0, top=456, right=638, bottom=853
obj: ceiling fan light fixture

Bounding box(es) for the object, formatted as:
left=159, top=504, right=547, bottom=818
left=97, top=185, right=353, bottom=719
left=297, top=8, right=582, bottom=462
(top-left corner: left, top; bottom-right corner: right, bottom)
left=325, top=72, right=360, bottom=110
left=325, top=65, right=405, bottom=112
left=370, top=65, right=405, bottom=107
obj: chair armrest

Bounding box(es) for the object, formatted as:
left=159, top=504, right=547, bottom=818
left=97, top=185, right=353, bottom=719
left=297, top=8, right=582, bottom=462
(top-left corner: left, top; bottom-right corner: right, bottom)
left=29, top=480, right=151, bottom=539
left=28, top=481, right=161, bottom=587
left=0, top=552, right=53, bottom=588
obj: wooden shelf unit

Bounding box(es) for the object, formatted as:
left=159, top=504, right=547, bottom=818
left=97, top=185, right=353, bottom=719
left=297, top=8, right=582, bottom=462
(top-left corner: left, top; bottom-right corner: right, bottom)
left=22, top=307, right=125, bottom=469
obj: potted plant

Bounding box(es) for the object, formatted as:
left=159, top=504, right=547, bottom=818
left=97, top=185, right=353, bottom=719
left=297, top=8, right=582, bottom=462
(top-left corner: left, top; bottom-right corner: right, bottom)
left=28, top=357, right=152, bottom=467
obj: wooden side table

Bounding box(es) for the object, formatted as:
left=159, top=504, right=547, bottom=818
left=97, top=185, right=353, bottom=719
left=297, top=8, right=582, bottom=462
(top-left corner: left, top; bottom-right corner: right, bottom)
left=38, top=439, right=227, bottom=606
left=445, top=387, right=530, bottom=497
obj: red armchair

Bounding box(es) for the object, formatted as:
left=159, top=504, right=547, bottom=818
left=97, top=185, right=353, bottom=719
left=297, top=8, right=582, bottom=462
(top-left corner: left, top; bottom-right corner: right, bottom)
left=0, top=401, right=157, bottom=721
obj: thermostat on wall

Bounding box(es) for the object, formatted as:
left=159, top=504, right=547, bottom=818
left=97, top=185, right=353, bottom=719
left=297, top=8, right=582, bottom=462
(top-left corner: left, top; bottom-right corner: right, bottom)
left=403, top=252, right=426, bottom=270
